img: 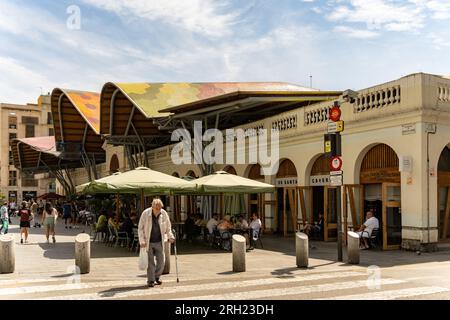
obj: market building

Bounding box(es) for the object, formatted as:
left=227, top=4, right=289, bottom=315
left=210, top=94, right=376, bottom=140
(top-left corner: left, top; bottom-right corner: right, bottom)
left=11, top=73, right=450, bottom=252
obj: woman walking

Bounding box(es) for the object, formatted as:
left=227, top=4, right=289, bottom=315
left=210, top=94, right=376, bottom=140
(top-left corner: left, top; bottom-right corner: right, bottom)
left=41, top=203, right=58, bottom=243
left=18, top=201, right=32, bottom=244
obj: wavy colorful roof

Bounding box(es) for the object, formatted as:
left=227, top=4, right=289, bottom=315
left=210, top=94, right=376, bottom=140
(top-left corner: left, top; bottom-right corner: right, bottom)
left=15, top=136, right=59, bottom=156
left=109, top=82, right=318, bottom=118
left=52, top=89, right=101, bottom=134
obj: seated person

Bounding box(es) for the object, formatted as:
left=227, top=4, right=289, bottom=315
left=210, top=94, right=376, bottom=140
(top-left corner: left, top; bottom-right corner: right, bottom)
left=206, top=213, right=219, bottom=235
left=217, top=215, right=233, bottom=234
left=184, top=213, right=197, bottom=241
left=96, top=211, right=108, bottom=232
left=119, top=213, right=134, bottom=244
left=234, top=214, right=249, bottom=232
left=108, top=215, right=120, bottom=230
left=303, top=213, right=324, bottom=239
left=357, top=211, right=379, bottom=249
left=248, top=213, right=262, bottom=250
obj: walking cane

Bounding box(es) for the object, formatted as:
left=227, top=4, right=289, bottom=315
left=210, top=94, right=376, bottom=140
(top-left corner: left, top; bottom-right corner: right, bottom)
left=172, top=228, right=180, bottom=283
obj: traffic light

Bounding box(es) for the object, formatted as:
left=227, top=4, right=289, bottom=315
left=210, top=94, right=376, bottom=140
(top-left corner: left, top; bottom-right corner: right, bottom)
left=324, top=133, right=341, bottom=157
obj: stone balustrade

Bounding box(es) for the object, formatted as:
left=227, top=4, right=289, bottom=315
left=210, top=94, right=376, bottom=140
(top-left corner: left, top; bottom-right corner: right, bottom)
left=354, top=85, right=401, bottom=113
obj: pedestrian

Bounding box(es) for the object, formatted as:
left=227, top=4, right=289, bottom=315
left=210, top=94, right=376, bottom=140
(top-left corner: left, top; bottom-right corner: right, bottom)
left=18, top=201, right=32, bottom=244
left=31, top=199, right=40, bottom=228
left=138, top=198, right=175, bottom=288
left=41, top=202, right=58, bottom=244
left=62, top=201, right=72, bottom=229
left=0, top=201, right=9, bottom=235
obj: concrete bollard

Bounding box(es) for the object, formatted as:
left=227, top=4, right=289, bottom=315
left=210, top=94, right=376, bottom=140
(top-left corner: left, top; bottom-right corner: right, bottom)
left=163, top=243, right=171, bottom=274
left=232, top=234, right=246, bottom=272
left=347, top=231, right=360, bottom=264
left=296, top=232, right=309, bottom=268
left=0, top=235, right=15, bottom=274
left=75, top=233, right=90, bottom=274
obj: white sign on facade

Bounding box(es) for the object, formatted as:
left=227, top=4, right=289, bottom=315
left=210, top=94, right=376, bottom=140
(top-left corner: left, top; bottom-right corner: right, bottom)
left=276, top=177, right=298, bottom=187
left=310, top=175, right=330, bottom=186
left=402, top=123, right=416, bottom=135
left=330, top=175, right=343, bottom=186
left=399, top=156, right=413, bottom=172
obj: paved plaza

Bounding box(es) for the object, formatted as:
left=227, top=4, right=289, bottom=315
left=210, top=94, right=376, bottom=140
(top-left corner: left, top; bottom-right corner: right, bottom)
left=2, top=216, right=450, bottom=300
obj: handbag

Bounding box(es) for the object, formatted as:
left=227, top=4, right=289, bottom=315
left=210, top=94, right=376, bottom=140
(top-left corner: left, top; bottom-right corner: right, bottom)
left=138, top=248, right=148, bottom=270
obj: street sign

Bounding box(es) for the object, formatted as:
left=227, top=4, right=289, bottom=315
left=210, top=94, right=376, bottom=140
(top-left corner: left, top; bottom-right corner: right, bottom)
left=324, top=140, right=331, bottom=153
left=330, top=156, right=343, bottom=171
left=330, top=174, right=343, bottom=186
left=329, top=105, right=341, bottom=122
left=330, top=170, right=343, bottom=176
left=327, top=120, right=344, bottom=133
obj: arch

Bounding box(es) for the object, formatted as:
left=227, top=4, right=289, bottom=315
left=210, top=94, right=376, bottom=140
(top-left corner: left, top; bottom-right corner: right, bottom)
left=359, top=143, right=400, bottom=184
left=172, top=172, right=180, bottom=178
left=109, top=154, right=119, bottom=174
left=223, top=165, right=237, bottom=175
left=186, top=170, right=197, bottom=178
left=353, top=142, right=400, bottom=185
left=311, top=154, right=330, bottom=176
left=247, top=164, right=264, bottom=181
left=438, top=146, right=450, bottom=240
left=276, top=159, right=297, bottom=178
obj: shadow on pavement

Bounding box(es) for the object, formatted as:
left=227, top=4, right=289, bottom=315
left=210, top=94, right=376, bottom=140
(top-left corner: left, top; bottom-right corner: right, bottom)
left=98, top=285, right=148, bottom=297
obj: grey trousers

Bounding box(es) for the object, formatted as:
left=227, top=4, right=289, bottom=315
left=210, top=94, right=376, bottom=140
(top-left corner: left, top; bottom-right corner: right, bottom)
left=147, top=242, right=165, bottom=283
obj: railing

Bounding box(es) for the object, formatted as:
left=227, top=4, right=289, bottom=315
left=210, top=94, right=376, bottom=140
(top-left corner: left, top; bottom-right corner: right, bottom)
left=272, top=115, right=297, bottom=131
left=438, top=86, right=450, bottom=102
left=304, top=106, right=331, bottom=125
left=354, top=85, right=401, bottom=113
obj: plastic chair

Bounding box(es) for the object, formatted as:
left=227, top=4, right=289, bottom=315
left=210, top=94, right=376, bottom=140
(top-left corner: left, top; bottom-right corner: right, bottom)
left=130, top=228, right=140, bottom=253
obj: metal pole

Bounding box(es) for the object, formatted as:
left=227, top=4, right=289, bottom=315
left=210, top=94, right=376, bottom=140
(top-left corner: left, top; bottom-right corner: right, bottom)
left=337, top=185, right=343, bottom=262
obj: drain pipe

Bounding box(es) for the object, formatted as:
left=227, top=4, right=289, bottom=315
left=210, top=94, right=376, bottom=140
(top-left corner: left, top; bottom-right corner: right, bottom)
left=427, top=130, right=430, bottom=246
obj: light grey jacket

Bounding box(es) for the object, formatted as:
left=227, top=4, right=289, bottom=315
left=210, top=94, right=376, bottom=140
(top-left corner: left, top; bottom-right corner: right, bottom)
left=138, top=208, right=175, bottom=252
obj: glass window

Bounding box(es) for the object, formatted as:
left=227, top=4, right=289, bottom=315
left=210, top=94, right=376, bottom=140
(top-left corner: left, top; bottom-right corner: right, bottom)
left=47, top=112, right=53, bottom=125
left=8, top=116, right=17, bottom=129
left=25, top=124, right=35, bottom=137
left=49, top=128, right=54, bottom=136
left=9, top=132, right=17, bottom=140
left=9, top=150, right=13, bottom=165
left=8, top=171, right=17, bottom=186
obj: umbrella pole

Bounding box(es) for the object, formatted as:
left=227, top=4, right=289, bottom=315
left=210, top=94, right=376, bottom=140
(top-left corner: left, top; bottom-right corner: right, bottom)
left=140, top=189, right=145, bottom=213
left=116, top=193, right=120, bottom=221
left=220, top=193, right=224, bottom=219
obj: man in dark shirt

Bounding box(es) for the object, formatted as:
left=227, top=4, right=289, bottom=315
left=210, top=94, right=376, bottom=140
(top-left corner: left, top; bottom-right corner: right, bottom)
left=138, top=198, right=175, bottom=287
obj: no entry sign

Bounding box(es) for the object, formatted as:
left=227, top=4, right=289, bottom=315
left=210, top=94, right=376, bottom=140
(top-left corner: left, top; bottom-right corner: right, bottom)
left=330, top=156, right=343, bottom=171
left=329, top=106, right=341, bottom=122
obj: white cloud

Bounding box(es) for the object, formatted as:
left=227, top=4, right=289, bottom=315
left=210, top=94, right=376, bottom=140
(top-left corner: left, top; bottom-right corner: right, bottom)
left=0, top=56, right=53, bottom=104
left=333, top=25, right=379, bottom=38
left=327, top=0, right=425, bottom=32
left=81, top=0, right=240, bottom=37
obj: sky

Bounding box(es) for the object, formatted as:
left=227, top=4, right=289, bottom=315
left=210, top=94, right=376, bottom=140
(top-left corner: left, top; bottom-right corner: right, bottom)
left=1, top=0, right=450, bottom=104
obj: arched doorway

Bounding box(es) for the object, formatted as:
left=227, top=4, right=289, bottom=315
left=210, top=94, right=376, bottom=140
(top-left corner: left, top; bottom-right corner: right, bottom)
left=223, top=165, right=237, bottom=175
left=309, top=154, right=337, bottom=241
left=109, top=154, right=119, bottom=174
left=359, top=144, right=400, bottom=250
left=438, top=146, right=450, bottom=241
left=275, top=159, right=297, bottom=236
left=247, top=164, right=265, bottom=229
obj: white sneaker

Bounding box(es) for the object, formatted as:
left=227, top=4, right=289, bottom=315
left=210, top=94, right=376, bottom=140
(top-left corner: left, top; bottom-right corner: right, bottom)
left=46, top=239, right=50, bottom=244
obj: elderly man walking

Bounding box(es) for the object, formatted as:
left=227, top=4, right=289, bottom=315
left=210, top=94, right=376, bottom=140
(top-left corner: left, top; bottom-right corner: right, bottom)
left=138, top=198, right=175, bottom=288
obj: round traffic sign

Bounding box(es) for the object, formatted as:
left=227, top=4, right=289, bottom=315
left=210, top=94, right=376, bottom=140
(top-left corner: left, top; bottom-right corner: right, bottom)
left=330, top=156, right=343, bottom=171
left=329, top=106, right=341, bottom=122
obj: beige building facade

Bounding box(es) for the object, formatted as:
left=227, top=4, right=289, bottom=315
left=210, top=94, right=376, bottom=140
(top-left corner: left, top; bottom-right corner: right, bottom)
left=1, top=95, right=56, bottom=203
left=62, top=73, right=450, bottom=251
